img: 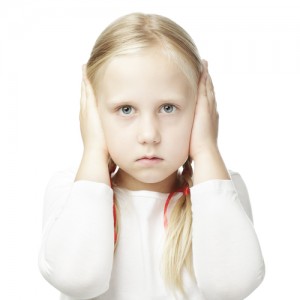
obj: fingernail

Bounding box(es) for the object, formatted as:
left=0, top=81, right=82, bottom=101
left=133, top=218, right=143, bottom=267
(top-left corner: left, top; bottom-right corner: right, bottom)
left=82, top=64, right=86, bottom=74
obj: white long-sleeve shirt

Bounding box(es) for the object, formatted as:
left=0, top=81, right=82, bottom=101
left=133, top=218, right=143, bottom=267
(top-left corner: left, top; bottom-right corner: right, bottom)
left=38, top=168, right=265, bottom=300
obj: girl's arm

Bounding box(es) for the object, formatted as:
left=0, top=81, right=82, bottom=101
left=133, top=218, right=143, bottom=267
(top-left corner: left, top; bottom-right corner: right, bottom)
left=190, top=170, right=265, bottom=300
left=75, top=64, right=111, bottom=186
left=38, top=166, right=114, bottom=299
left=189, top=61, right=265, bottom=298
left=38, top=65, right=114, bottom=298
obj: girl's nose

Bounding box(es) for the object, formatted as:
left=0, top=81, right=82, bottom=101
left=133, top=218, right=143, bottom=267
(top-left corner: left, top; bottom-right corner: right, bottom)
left=137, top=116, right=161, bottom=145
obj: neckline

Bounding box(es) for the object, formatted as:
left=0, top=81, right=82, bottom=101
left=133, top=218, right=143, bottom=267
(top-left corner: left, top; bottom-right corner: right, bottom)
left=113, top=185, right=172, bottom=200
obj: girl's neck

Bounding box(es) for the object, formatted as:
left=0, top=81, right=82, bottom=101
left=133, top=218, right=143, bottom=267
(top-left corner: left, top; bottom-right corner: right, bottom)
left=112, top=169, right=181, bottom=193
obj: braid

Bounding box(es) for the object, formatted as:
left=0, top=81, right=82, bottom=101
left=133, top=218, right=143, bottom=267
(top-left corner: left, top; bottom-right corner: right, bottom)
left=108, top=157, right=120, bottom=251
left=180, top=156, right=195, bottom=280
left=161, top=157, right=196, bottom=297
left=182, top=156, right=193, bottom=188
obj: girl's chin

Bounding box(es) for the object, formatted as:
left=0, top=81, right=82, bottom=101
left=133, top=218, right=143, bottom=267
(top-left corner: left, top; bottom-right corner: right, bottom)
left=113, top=169, right=179, bottom=192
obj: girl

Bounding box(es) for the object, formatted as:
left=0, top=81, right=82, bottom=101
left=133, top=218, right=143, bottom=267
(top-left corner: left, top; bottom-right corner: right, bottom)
left=38, top=13, right=265, bottom=300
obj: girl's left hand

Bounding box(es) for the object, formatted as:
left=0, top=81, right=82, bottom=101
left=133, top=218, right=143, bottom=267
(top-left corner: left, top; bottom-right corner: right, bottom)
left=189, top=60, right=219, bottom=160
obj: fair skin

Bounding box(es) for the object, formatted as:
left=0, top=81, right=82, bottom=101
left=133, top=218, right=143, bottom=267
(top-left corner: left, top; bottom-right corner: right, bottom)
left=75, top=47, right=230, bottom=190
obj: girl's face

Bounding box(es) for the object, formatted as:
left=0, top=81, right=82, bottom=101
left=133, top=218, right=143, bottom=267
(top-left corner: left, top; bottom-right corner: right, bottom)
left=96, top=47, right=197, bottom=192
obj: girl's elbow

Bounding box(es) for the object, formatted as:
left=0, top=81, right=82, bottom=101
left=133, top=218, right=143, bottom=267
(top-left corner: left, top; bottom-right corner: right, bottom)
left=249, top=259, right=266, bottom=295
left=38, top=254, right=113, bottom=299
left=53, top=270, right=111, bottom=299
left=199, top=261, right=266, bottom=300
left=234, top=257, right=266, bottom=299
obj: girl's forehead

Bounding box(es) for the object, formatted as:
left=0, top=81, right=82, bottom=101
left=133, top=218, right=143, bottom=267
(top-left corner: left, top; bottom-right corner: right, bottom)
left=106, top=48, right=178, bottom=73
left=100, top=68, right=190, bottom=101
left=98, top=50, right=188, bottom=88
left=94, top=47, right=196, bottom=102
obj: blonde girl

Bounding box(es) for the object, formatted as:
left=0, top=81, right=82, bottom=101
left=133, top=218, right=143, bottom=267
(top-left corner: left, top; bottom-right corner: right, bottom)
left=38, top=12, right=265, bottom=300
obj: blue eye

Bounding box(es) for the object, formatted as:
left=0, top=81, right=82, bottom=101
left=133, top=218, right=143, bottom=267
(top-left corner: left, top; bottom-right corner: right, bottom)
left=161, top=104, right=176, bottom=113
left=120, top=106, right=133, bottom=115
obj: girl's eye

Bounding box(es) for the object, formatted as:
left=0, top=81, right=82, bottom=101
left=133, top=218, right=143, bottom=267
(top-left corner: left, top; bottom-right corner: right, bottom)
left=119, top=106, right=134, bottom=115
left=161, top=104, right=176, bottom=114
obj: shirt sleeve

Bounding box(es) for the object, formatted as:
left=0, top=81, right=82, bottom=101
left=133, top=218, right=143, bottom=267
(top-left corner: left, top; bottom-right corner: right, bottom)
left=190, top=170, right=265, bottom=300
left=38, top=168, right=114, bottom=299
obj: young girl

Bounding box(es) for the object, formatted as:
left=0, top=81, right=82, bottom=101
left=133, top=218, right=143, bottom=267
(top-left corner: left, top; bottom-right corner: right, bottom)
left=38, top=12, right=265, bottom=300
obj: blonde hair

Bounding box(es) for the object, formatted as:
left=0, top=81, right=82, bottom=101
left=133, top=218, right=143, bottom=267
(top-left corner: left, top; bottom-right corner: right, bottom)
left=85, top=12, right=203, bottom=297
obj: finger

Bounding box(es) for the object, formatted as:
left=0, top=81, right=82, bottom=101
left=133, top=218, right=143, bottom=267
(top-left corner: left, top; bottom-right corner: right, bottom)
left=206, top=73, right=214, bottom=100
left=82, top=66, right=97, bottom=109
left=206, top=72, right=216, bottom=108
left=198, top=60, right=208, bottom=98
left=82, top=64, right=87, bottom=80
left=80, top=79, right=87, bottom=112
left=81, top=64, right=88, bottom=110
left=82, top=64, right=91, bottom=91
left=85, top=83, right=97, bottom=111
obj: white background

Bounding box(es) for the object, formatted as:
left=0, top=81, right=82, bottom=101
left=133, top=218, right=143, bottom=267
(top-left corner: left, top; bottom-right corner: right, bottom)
left=1, top=0, right=299, bottom=298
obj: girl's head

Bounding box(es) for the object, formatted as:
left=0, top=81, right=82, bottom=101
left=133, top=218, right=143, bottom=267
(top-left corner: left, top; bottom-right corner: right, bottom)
left=86, top=13, right=203, bottom=192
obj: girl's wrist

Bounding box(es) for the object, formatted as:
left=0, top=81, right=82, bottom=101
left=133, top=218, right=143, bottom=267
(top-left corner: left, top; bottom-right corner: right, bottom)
left=83, top=146, right=109, bottom=161
left=75, top=148, right=111, bottom=185
left=191, top=143, right=219, bottom=162
left=192, top=146, right=230, bottom=184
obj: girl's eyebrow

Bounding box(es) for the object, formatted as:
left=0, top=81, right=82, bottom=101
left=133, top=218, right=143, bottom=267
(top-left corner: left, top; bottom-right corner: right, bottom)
left=107, top=99, right=135, bottom=106
left=107, top=97, right=186, bottom=106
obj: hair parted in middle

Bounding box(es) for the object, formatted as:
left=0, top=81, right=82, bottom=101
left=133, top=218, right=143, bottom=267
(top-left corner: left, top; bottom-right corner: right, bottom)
left=85, top=12, right=204, bottom=297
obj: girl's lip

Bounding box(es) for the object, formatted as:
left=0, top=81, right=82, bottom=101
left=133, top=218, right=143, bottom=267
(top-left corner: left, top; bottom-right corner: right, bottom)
left=137, top=157, right=163, bottom=165
left=137, top=155, right=162, bottom=160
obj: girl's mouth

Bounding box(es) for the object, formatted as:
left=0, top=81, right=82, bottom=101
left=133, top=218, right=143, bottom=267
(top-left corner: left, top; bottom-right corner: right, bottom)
left=137, top=157, right=163, bottom=165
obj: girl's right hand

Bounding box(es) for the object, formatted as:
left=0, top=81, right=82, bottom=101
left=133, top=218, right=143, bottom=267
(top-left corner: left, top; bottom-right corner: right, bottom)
left=79, top=64, right=108, bottom=158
